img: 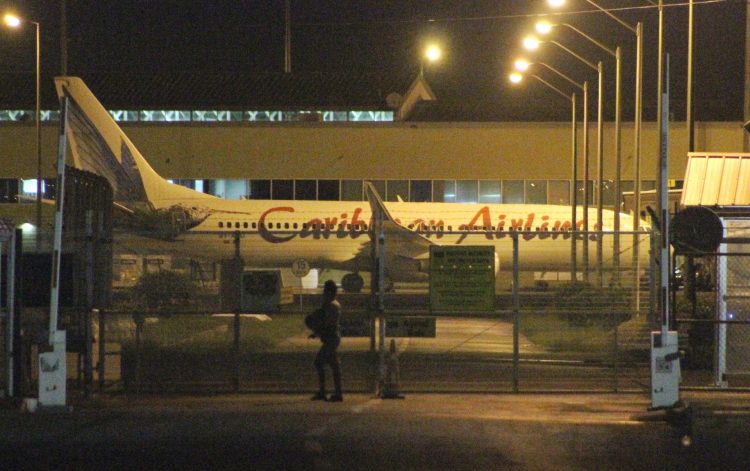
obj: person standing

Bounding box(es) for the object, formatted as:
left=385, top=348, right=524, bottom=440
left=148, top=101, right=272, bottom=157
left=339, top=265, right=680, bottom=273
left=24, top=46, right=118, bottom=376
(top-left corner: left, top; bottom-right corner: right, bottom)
left=310, top=280, right=343, bottom=402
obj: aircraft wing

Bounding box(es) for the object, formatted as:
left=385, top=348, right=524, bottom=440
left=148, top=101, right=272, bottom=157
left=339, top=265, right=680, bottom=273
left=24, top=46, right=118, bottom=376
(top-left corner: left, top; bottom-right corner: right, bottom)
left=364, top=182, right=434, bottom=259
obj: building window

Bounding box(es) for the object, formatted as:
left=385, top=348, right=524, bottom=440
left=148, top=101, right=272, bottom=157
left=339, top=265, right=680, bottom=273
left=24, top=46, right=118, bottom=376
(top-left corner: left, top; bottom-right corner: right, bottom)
left=248, top=180, right=271, bottom=199
left=272, top=180, right=293, bottom=200
left=433, top=180, right=456, bottom=203
left=386, top=180, right=409, bottom=202
left=456, top=180, right=478, bottom=203
left=548, top=180, right=570, bottom=205
left=479, top=180, right=501, bottom=204
left=295, top=180, right=316, bottom=200
left=502, top=180, right=524, bottom=204
left=409, top=180, right=431, bottom=202
left=318, top=180, right=340, bottom=201
left=341, top=180, right=363, bottom=201
left=525, top=180, right=547, bottom=204
left=577, top=180, right=594, bottom=205
left=139, top=110, right=191, bottom=122
left=370, top=180, right=386, bottom=199
left=0, top=179, right=19, bottom=203
left=600, top=180, right=615, bottom=207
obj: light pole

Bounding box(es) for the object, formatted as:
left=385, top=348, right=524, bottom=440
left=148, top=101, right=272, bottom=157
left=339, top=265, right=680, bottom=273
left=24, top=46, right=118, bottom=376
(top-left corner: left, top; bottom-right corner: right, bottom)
left=536, top=19, right=623, bottom=276
left=3, top=13, right=42, bottom=231
left=686, top=0, right=694, bottom=152
left=524, top=35, right=603, bottom=280
left=510, top=69, right=579, bottom=280
left=548, top=0, right=643, bottom=234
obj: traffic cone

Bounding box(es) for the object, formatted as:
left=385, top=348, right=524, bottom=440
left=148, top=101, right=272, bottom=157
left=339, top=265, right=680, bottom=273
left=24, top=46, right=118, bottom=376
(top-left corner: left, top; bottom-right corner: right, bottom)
left=380, top=339, right=404, bottom=399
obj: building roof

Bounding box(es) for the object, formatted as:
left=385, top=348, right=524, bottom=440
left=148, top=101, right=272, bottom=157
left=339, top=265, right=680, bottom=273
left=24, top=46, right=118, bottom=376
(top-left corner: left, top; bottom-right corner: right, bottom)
left=682, top=152, right=750, bottom=207
left=0, top=69, right=741, bottom=122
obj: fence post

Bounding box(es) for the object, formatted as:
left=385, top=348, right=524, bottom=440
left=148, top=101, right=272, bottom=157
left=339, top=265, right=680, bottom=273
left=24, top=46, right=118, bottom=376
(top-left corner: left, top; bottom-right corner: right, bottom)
left=98, top=309, right=105, bottom=391
left=233, top=312, right=241, bottom=392
left=84, top=309, right=93, bottom=397
left=512, top=232, right=520, bottom=393
left=134, top=313, right=143, bottom=396
left=613, top=311, right=619, bottom=392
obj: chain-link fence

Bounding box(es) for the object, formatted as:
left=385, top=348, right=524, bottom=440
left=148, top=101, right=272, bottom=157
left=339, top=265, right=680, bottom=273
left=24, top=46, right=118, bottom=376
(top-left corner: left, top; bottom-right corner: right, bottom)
left=62, top=228, right=656, bottom=394
left=676, top=219, right=750, bottom=389
left=18, top=222, right=750, bottom=395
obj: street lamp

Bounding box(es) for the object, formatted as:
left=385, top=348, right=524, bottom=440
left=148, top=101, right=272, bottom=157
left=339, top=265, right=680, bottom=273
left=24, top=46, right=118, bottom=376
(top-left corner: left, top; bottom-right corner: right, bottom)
left=420, top=43, right=442, bottom=76
left=3, top=13, right=42, bottom=231
left=547, top=0, right=643, bottom=235
left=509, top=69, right=579, bottom=280
left=535, top=19, right=623, bottom=276
left=523, top=35, right=603, bottom=279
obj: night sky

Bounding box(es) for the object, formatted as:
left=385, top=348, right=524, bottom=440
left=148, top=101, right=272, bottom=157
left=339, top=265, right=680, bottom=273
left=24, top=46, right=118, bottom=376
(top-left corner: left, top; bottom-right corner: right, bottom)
left=0, top=1, right=746, bottom=119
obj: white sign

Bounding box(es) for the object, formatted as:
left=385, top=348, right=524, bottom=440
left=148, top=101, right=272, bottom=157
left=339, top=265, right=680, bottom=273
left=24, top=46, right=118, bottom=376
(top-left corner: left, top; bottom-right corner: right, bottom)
left=291, top=258, right=311, bottom=278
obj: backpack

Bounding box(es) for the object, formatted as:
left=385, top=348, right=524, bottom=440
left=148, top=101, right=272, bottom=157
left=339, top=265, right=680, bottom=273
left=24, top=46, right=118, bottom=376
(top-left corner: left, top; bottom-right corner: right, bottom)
left=305, top=308, right=325, bottom=333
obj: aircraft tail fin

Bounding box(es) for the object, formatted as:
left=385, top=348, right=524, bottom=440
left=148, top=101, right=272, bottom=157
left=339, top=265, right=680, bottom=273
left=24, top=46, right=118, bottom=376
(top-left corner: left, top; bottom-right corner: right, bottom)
left=54, top=76, right=215, bottom=210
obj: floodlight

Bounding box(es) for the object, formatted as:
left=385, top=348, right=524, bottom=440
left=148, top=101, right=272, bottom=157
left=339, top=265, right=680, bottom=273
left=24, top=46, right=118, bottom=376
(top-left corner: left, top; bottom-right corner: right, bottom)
left=522, top=36, right=541, bottom=51
left=3, top=13, right=21, bottom=27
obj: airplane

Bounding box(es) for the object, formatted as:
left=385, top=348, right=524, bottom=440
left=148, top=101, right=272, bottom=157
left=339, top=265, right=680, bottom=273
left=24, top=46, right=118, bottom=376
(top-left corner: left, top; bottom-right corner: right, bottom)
left=54, top=76, right=649, bottom=292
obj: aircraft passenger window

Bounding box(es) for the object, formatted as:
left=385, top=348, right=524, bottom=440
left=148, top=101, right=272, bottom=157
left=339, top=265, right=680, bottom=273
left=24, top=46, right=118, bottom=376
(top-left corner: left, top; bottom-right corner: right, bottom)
left=293, top=223, right=298, bottom=229
left=218, top=222, right=223, bottom=228
left=447, top=226, right=452, bottom=231
left=302, top=223, right=307, bottom=229
left=235, top=222, right=240, bottom=229
left=252, top=222, right=257, bottom=229
left=243, top=222, right=248, bottom=229
left=285, top=223, right=289, bottom=229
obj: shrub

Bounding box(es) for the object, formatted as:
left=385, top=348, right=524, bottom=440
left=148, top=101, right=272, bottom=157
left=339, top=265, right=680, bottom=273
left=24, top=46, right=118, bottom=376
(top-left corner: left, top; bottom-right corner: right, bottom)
left=131, top=270, right=198, bottom=309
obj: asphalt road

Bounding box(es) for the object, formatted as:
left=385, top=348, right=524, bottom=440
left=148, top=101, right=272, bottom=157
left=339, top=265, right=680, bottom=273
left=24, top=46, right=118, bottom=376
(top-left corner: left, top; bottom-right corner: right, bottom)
left=1, top=392, right=748, bottom=470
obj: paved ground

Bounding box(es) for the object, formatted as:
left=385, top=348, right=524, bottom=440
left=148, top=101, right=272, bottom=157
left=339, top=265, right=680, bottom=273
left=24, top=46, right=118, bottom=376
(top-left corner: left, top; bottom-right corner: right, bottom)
left=1, top=391, right=748, bottom=470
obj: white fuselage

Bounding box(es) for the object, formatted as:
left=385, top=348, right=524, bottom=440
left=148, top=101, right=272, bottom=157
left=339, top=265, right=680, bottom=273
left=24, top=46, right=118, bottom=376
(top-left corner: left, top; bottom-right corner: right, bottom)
left=126, top=196, right=648, bottom=280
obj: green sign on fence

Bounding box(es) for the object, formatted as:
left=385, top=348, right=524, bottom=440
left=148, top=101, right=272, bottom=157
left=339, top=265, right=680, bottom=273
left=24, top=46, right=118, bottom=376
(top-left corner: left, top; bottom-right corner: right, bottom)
left=429, top=245, right=495, bottom=313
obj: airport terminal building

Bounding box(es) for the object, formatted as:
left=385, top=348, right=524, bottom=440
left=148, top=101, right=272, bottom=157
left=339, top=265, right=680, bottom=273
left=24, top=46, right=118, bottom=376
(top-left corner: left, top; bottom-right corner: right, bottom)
left=0, top=71, right=746, bottom=213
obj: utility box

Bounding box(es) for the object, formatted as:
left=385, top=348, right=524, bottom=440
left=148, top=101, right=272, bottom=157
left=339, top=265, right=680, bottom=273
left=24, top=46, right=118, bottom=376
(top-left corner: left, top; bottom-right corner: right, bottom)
left=651, top=330, right=681, bottom=409
left=240, top=270, right=292, bottom=313
left=38, top=330, right=67, bottom=407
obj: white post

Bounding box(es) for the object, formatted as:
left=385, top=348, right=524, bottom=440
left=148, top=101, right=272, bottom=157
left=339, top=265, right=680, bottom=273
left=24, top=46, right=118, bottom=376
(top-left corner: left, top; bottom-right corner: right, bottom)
left=715, top=237, right=728, bottom=387
left=38, top=95, right=69, bottom=408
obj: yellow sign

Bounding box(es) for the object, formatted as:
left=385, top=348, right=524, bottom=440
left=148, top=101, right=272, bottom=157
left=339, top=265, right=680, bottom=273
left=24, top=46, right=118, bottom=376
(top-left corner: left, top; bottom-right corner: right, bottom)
left=429, top=246, right=495, bottom=313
